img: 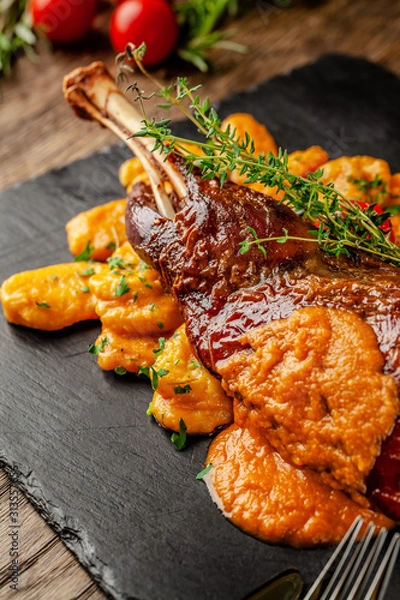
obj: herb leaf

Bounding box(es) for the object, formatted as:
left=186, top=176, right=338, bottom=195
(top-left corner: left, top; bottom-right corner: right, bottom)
left=88, top=337, right=109, bottom=355
left=114, top=275, right=130, bottom=297
left=171, top=418, right=187, bottom=451
left=74, top=241, right=94, bottom=262
left=35, top=301, right=51, bottom=308
left=114, top=366, right=127, bottom=376
left=174, top=384, right=192, bottom=394
left=196, top=463, right=213, bottom=480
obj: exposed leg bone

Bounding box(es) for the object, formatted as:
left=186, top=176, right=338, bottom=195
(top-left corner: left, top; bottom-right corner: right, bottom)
left=63, top=62, right=186, bottom=219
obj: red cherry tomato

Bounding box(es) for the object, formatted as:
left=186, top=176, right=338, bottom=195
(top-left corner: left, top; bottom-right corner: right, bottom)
left=351, top=199, right=396, bottom=243
left=110, top=0, right=178, bottom=67
left=30, top=0, right=97, bottom=44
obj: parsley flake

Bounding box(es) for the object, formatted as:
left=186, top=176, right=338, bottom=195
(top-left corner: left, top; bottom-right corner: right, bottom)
left=157, top=322, right=164, bottom=330
left=189, top=359, right=200, bottom=369
left=174, top=384, right=192, bottom=394
left=196, top=463, right=213, bottom=480
left=107, top=256, right=130, bottom=270
left=80, top=268, right=95, bottom=277
left=153, top=337, right=166, bottom=357
left=114, top=275, right=130, bottom=297
left=171, top=418, right=187, bottom=451
left=74, top=241, right=94, bottom=262
left=81, top=286, right=90, bottom=293
left=36, top=301, right=51, bottom=308
left=88, top=337, right=109, bottom=355
left=106, top=242, right=117, bottom=251
left=114, top=366, right=127, bottom=376
left=146, top=401, right=153, bottom=416
left=137, top=365, right=169, bottom=391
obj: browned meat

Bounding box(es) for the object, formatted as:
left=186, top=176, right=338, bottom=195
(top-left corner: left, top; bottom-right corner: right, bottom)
left=126, top=160, right=400, bottom=520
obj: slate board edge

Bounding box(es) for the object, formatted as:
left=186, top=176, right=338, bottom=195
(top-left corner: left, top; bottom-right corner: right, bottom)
left=0, top=459, right=123, bottom=600
left=1, top=53, right=399, bottom=600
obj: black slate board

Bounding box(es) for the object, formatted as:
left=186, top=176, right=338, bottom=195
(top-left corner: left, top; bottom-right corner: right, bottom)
left=1, top=54, right=400, bottom=600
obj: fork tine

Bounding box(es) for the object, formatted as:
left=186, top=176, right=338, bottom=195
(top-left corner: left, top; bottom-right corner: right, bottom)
left=331, top=522, right=376, bottom=600
left=303, top=516, right=363, bottom=600
left=346, top=527, right=388, bottom=600
left=365, top=532, right=400, bottom=600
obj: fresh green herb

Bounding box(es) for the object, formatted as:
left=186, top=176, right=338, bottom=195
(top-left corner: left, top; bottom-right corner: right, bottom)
left=157, top=322, right=164, bottom=330
left=174, top=358, right=181, bottom=366
left=149, top=303, right=158, bottom=312
left=114, top=366, right=127, bottom=376
left=106, top=241, right=117, bottom=251
left=139, top=260, right=149, bottom=270
left=80, top=268, right=95, bottom=277
left=146, top=401, right=153, bottom=416
left=35, top=301, right=50, bottom=308
left=174, top=384, right=192, bottom=394
left=74, top=241, right=94, bottom=262
left=196, top=463, right=213, bottom=480
left=145, top=282, right=153, bottom=289
left=0, top=0, right=38, bottom=77
left=348, top=175, right=388, bottom=204
left=174, top=0, right=246, bottom=72
left=107, top=256, right=131, bottom=270
left=88, top=337, right=109, bottom=355
left=121, top=46, right=400, bottom=267
left=188, top=359, right=201, bottom=369
left=153, top=337, right=166, bottom=357
left=114, top=275, right=130, bottom=297
left=132, top=290, right=139, bottom=302
left=49, top=274, right=58, bottom=281
left=81, top=286, right=90, bottom=293
left=170, top=418, right=187, bottom=451
left=137, top=365, right=169, bottom=391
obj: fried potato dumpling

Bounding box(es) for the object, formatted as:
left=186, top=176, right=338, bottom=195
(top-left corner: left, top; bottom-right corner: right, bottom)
left=89, top=242, right=183, bottom=372
left=66, top=198, right=127, bottom=261
left=0, top=262, right=105, bottom=330
left=150, top=325, right=233, bottom=435
left=320, top=156, right=391, bottom=205
left=119, top=157, right=149, bottom=192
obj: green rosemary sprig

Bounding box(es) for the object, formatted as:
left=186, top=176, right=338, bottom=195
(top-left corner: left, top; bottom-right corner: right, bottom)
left=117, top=44, right=400, bottom=267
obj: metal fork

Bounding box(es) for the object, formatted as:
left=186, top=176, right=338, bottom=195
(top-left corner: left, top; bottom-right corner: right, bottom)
left=304, top=516, right=400, bottom=600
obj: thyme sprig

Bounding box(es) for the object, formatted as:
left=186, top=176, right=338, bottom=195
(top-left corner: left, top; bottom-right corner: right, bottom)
left=0, top=0, right=37, bottom=77
left=117, top=44, right=400, bottom=267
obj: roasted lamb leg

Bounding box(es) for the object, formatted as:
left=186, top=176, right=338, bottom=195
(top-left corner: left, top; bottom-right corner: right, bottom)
left=64, top=62, right=400, bottom=521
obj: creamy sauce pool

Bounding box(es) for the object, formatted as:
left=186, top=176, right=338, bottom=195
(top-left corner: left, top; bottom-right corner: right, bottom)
left=205, top=306, right=398, bottom=546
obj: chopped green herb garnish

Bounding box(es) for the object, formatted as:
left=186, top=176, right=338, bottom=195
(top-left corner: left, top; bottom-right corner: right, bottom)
left=49, top=275, right=58, bottom=281
left=107, top=256, right=131, bottom=270
left=196, top=463, right=213, bottom=480
left=106, top=242, right=117, bottom=251
left=132, top=290, right=139, bottom=302
left=139, top=260, right=150, bottom=270
left=145, top=282, right=153, bottom=289
left=114, top=366, right=127, bottom=376
left=146, top=402, right=153, bottom=416
left=171, top=418, right=187, bottom=451
left=149, top=303, right=158, bottom=312
left=81, top=286, right=90, bottom=293
left=189, top=359, right=201, bottom=369
left=174, top=384, right=192, bottom=394
left=88, top=337, right=109, bottom=355
left=35, top=301, right=51, bottom=308
left=157, top=322, right=164, bottom=330
left=137, top=365, right=169, bottom=391
left=153, top=337, right=166, bottom=357
left=173, top=359, right=181, bottom=366
left=74, top=241, right=94, bottom=262
left=114, top=275, right=130, bottom=296
left=80, top=268, right=95, bottom=277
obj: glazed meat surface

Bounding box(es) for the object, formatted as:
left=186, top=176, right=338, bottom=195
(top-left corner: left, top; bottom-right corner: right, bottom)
left=126, top=160, right=400, bottom=520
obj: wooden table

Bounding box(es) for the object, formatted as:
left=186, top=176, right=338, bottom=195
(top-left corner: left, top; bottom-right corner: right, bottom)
left=0, top=1, right=399, bottom=597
